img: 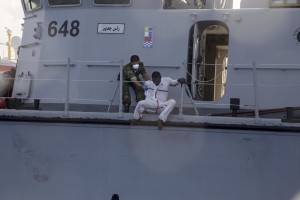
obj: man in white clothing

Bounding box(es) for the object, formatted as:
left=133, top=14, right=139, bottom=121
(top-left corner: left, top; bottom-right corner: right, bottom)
left=133, top=71, right=186, bottom=129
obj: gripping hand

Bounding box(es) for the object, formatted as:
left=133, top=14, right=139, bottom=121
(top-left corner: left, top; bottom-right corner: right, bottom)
left=177, top=78, right=186, bottom=84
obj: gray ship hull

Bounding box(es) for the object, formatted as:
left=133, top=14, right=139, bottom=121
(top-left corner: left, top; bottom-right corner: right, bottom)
left=1, top=120, right=300, bottom=200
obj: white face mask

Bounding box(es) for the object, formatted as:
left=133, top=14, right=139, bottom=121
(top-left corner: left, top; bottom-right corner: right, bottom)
left=132, top=64, right=139, bottom=69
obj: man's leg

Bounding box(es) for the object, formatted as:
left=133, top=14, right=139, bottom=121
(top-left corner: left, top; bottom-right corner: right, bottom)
left=158, top=99, right=176, bottom=122
left=122, top=82, right=131, bottom=112
left=133, top=100, right=145, bottom=120
left=133, top=99, right=157, bottom=120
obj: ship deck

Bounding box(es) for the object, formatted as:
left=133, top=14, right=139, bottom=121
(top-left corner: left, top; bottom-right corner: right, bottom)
left=1, top=102, right=300, bottom=132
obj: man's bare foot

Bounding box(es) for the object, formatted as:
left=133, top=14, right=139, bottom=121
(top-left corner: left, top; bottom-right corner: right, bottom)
left=158, top=119, right=163, bottom=130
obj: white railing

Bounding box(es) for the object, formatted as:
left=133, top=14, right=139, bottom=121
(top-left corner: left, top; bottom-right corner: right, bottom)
left=2, top=58, right=300, bottom=120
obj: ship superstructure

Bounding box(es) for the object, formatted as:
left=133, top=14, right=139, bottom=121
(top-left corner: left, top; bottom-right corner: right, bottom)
left=14, top=0, right=300, bottom=111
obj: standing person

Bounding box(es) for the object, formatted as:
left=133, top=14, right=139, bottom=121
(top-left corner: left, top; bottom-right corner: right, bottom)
left=121, top=55, right=150, bottom=113
left=133, top=71, right=186, bottom=129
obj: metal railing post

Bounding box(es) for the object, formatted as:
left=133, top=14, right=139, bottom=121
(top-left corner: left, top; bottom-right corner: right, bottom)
left=64, top=57, right=71, bottom=116
left=252, top=61, right=259, bottom=119
left=178, top=84, right=184, bottom=119
left=185, top=84, right=199, bottom=116
left=118, top=59, right=123, bottom=117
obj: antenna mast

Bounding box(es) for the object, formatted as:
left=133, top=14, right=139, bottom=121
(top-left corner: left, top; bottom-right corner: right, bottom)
left=5, top=27, right=12, bottom=60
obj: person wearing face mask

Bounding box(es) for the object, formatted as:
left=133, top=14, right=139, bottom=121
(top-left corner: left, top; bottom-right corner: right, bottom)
left=133, top=71, right=186, bottom=129
left=120, top=55, right=150, bottom=113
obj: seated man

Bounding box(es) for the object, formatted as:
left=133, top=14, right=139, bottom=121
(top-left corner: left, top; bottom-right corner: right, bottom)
left=133, top=71, right=186, bottom=129
left=121, top=55, right=150, bottom=112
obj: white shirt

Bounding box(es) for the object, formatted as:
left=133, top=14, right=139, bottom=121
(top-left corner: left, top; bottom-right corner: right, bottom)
left=144, top=77, right=179, bottom=102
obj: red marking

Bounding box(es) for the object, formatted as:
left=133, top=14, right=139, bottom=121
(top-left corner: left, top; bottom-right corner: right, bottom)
left=157, top=89, right=168, bottom=92
left=0, top=65, right=16, bottom=73
left=144, top=37, right=152, bottom=42
left=0, top=98, right=6, bottom=109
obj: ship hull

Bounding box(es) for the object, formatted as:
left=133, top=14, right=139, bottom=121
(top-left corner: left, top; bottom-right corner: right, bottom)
left=1, top=120, right=300, bottom=200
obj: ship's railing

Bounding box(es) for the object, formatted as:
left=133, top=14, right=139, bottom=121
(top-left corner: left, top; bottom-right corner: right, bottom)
left=2, top=58, right=300, bottom=120
left=67, top=58, right=124, bottom=115
left=231, top=62, right=300, bottom=118
left=185, top=61, right=300, bottom=117
left=184, top=61, right=256, bottom=116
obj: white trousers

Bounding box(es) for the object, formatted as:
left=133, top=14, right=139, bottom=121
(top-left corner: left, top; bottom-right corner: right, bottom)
left=133, top=99, right=176, bottom=122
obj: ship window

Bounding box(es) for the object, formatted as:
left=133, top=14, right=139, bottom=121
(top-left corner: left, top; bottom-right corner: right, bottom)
left=164, top=0, right=206, bottom=9
left=94, top=0, right=130, bottom=5
left=270, top=0, right=300, bottom=7
left=23, top=0, right=42, bottom=12
left=48, top=0, right=81, bottom=6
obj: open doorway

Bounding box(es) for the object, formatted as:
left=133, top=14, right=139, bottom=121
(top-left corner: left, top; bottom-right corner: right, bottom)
left=187, top=21, right=229, bottom=101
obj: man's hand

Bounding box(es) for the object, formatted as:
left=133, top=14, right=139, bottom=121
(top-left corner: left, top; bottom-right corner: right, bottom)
left=134, top=82, right=144, bottom=89
left=177, top=78, right=186, bottom=84
left=143, top=84, right=148, bottom=91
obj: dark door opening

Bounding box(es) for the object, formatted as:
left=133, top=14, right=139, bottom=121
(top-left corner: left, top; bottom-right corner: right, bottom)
left=187, top=21, right=229, bottom=101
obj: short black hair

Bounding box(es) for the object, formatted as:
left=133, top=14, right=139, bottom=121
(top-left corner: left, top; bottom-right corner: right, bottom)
left=130, top=55, right=140, bottom=63
left=152, top=71, right=161, bottom=79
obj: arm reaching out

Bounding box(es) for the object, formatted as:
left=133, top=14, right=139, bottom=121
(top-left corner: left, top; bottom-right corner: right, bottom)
left=131, top=77, right=144, bottom=88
